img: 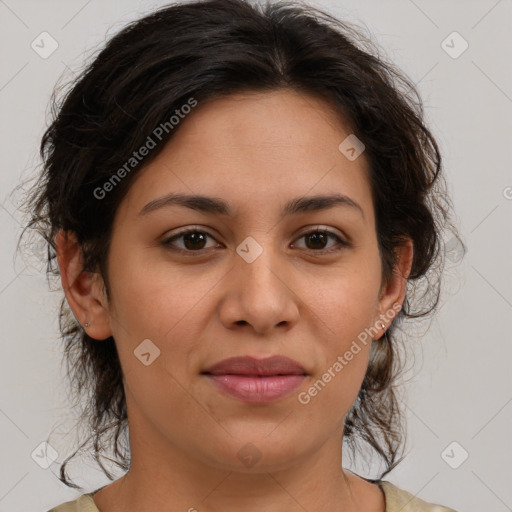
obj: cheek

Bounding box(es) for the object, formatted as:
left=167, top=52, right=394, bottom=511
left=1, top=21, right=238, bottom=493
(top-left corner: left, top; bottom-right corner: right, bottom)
left=302, top=267, right=378, bottom=406
left=105, top=247, right=231, bottom=396
left=107, top=245, right=221, bottom=338
left=310, top=265, right=380, bottom=341
left=298, top=330, right=372, bottom=428
left=295, top=344, right=371, bottom=439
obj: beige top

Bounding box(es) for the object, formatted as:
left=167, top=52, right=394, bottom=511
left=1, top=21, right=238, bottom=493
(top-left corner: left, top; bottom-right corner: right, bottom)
left=47, top=481, right=458, bottom=511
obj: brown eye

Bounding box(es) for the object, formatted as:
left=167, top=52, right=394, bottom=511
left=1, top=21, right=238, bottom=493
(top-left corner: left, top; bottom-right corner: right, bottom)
left=181, top=231, right=208, bottom=250
left=292, top=229, right=350, bottom=254
left=304, top=231, right=329, bottom=250
left=162, top=229, right=218, bottom=254
left=161, top=226, right=350, bottom=256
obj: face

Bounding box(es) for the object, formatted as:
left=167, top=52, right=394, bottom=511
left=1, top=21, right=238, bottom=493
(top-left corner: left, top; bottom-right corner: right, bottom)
left=71, top=89, right=408, bottom=474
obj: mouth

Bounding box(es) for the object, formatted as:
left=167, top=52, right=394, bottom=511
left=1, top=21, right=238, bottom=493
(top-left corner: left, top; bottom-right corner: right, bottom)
left=202, top=355, right=307, bottom=376
left=201, top=355, right=308, bottom=403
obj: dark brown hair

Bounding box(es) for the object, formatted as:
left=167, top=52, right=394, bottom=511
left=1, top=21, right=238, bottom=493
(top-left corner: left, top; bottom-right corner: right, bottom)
left=17, top=0, right=465, bottom=490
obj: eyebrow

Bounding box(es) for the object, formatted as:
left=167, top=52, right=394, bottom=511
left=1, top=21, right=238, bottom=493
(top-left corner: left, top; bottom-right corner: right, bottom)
left=138, top=192, right=365, bottom=221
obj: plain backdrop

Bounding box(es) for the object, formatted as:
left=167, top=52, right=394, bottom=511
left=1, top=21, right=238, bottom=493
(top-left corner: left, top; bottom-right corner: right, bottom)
left=1, top=0, right=511, bottom=511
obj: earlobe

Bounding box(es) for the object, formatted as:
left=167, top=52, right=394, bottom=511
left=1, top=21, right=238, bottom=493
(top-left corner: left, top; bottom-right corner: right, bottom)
left=55, top=230, right=113, bottom=340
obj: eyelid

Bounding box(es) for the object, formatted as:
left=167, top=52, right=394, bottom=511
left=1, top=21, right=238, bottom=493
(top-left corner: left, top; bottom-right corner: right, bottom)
left=160, top=225, right=221, bottom=254
left=291, top=225, right=350, bottom=251
left=295, top=224, right=346, bottom=240
left=161, top=225, right=350, bottom=254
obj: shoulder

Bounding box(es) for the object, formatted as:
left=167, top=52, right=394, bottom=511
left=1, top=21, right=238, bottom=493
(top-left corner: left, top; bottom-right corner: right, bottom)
left=379, top=480, right=459, bottom=512
left=46, top=493, right=98, bottom=512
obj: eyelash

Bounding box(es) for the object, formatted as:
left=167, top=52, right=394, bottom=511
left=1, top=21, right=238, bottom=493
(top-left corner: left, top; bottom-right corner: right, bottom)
left=161, top=227, right=350, bottom=256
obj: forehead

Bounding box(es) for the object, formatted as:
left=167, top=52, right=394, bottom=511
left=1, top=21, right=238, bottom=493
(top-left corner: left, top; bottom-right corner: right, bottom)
left=117, top=89, right=374, bottom=225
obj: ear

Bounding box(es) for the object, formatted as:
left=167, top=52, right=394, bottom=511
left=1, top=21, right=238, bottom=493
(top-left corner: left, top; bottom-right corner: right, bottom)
left=373, top=237, right=414, bottom=339
left=55, top=229, right=113, bottom=341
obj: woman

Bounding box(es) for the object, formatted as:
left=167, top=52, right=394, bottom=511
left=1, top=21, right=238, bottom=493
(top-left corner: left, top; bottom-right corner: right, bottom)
left=21, top=0, right=463, bottom=510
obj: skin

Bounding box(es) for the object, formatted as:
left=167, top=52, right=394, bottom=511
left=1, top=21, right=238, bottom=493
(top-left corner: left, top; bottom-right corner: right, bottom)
left=57, top=88, right=413, bottom=512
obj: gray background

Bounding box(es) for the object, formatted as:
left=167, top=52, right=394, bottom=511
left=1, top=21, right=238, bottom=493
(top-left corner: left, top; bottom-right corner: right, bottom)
left=1, top=0, right=511, bottom=510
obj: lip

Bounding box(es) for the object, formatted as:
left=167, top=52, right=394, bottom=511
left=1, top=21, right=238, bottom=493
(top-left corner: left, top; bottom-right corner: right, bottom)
left=202, top=356, right=307, bottom=403
left=202, top=355, right=307, bottom=376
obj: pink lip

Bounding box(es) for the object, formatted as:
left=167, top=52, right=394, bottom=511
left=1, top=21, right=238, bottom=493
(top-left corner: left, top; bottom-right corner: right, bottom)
left=202, top=355, right=307, bottom=376
left=205, top=374, right=306, bottom=403
left=202, top=356, right=307, bottom=403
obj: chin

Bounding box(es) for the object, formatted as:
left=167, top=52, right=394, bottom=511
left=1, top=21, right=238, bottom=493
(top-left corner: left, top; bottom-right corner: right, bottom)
left=197, top=434, right=308, bottom=473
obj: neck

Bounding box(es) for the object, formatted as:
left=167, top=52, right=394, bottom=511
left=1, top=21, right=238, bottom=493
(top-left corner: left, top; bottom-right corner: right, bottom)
left=92, top=398, right=383, bottom=511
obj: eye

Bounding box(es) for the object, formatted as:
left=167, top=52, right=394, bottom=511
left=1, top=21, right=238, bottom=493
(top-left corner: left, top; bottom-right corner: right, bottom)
left=161, top=226, right=350, bottom=255
left=291, top=227, right=350, bottom=254
left=161, top=228, right=219, bottom=255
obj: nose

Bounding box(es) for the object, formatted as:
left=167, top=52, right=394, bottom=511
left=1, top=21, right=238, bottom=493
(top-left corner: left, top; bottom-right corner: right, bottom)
left=218, top=241, right=300, bottom=336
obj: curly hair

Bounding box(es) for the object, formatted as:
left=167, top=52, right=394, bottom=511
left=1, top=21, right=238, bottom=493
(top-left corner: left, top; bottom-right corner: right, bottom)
left=16, top=0, right=465, bottom=491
